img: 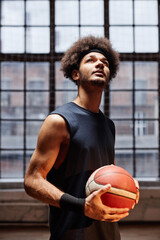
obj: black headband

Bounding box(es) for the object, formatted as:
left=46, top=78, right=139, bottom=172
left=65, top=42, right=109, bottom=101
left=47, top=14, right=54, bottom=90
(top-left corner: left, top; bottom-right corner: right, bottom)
left=78, top=48, right=108, bottom=64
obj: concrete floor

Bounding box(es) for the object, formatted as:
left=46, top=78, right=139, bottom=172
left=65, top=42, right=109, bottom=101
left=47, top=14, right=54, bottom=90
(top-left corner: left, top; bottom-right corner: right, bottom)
left=0, top=223, right=160, bottom=240
left=120, top=222, right=160, bottom=240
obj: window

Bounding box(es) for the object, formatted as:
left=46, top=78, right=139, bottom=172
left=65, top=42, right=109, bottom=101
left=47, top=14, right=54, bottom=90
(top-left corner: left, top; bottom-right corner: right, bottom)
left=55, top=0, right=104, bottom=52
left=0, top=0, right=160, bottom=181
left=2, top=80, right=11, bottom=107
left=109, top=0, right=160, bottom=178
left=109, top=0, right=158, bottom=53
left=0, top=0, right=50, bottom=178
left=135, top=112, right=147, bottom=136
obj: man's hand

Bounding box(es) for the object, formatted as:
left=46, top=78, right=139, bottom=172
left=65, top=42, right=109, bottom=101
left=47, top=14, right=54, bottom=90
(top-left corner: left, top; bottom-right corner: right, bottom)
left=131, top=179, right=140, bottom=209
left=84, top=184, right=129, bottom=222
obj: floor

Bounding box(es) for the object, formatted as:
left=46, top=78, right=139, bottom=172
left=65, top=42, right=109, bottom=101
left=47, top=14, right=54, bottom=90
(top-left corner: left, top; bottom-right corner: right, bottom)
left=0, top=223, right=160, bottom=240
left=120, top=222, right=160, bottom=240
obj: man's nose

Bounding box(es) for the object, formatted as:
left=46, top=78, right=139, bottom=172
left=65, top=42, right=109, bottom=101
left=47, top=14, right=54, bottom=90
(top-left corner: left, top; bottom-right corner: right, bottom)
left=95, top=60, right=104, bottom=68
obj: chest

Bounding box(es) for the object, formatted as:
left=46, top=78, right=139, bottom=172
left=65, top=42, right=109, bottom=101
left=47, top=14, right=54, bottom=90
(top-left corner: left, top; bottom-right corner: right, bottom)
left=72, top=117, right=114, bottom=152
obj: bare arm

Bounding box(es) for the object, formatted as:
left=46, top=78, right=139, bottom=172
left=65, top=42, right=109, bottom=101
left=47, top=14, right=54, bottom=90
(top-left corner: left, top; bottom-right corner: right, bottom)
left=24, top=114, right=70, bottom=208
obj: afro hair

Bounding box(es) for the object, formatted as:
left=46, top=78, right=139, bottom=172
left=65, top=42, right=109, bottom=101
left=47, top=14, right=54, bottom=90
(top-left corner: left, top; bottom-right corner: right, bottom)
left=61, top=35, right=119, bottom=84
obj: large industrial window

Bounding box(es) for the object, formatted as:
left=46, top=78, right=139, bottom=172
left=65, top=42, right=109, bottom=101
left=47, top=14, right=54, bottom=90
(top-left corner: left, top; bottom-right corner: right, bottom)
left=0, top=0, right=159, bottom=181
left=109, top=0, right=160, bottom=179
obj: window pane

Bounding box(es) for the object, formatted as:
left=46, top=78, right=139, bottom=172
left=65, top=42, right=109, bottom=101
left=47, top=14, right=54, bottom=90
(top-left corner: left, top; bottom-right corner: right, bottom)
left=114, top=120, right=133, bottom=148
left=110, top=62, right=133, bottom=90
left=55, top=27, right=79, bottom=52
left=1, top=121, right=24, bottom=149
left=100, top=92, right=105, bottom=113
left=134, top=0, right=158, bottom=25
left=25, top=151, right=33, bottom=172
left=26, top=92, right=49, bottom=119
left=135, top=121, right=158, bottom=148
left=1, top=151, right=23, bottom=178
left=135, top=91, right=158, bottom=119
left=110, top=91, right=133, bottom=119
left=1, top=1, right=24, bottom=25
left=26, top=62, right=49, bottom=90
left=115, top=150, right=133, bottom=176
left=1, top=27, right=24, bottom=53
left=135, top=27, right=159, bottom=53
left=1, top=62, right=24, bottom=90
left=55, top=91, right=78, bottom=109
left=1, top=92, right=24, bottom=119
left=135, top=62, right=158, bottom=90
left=26, top=1, right=50, bottom=26
left=55, top=62, right=77, bottom=90
left=26, top=27, right=50, bottom=53
left=55, top=1, right=78, bottom=25
left=80, top=27, right=104, bottom=38
left=136, top=150, right=159, bottom=177
left=80, top=1, right=104, bottom=25
left=109, top=27, right=133, bottom=53
left=26, top=121, right=43, bottom=149
left=109, top=0, right=133, bottom=25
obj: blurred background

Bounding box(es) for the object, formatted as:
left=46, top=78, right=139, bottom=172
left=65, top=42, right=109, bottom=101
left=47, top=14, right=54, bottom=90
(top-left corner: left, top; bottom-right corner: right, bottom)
left=0, top=0, right=160, bottom=239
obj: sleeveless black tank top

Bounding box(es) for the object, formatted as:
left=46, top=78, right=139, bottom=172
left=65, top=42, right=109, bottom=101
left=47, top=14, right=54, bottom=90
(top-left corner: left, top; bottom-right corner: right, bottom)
left=47, top=102, right=120, bottom=240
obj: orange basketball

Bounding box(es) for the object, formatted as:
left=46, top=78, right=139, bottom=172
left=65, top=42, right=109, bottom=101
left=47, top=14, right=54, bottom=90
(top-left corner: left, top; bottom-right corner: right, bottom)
left=85, top=165, right=137, bottom=209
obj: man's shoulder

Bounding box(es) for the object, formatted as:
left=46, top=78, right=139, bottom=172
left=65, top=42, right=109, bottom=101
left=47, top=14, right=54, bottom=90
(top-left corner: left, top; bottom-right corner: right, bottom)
left=102, top=114, right=115, bottom=136
left=102, top=113, right=115, bottom=126
left=45, top=114, right=68, bottom=131
left=50, top=102, right=73, bottom=115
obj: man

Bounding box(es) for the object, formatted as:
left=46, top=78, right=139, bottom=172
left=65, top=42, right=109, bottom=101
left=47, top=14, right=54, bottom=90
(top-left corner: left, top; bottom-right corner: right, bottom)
left=24, top=36, right=139, bottom=240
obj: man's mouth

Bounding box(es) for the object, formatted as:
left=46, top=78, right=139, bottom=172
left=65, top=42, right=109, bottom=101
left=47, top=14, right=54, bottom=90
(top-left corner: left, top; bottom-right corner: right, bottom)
left=93, top=71, right=105, bottom=77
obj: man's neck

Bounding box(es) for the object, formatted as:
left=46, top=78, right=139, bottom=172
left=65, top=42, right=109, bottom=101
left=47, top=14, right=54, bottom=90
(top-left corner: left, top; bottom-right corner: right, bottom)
left=73, top=87, right=103, bottom=113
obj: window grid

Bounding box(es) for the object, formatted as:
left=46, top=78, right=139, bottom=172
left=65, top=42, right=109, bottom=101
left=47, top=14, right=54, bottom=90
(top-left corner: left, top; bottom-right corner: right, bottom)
left=0, top=0, right=159, bottom=180
left=108, top=0, right=160, bottom=178
left=0, top=0, right=51, bottom=178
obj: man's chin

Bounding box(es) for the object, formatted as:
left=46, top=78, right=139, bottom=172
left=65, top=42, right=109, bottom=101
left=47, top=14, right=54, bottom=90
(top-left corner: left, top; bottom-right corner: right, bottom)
left=90, top=79, right=107, bottom=88
left=79, top=78, right=108, bottom=89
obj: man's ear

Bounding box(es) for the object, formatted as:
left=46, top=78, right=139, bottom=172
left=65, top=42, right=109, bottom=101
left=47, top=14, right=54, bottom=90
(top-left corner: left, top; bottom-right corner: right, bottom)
left=72, top=69, right=80, bottom=81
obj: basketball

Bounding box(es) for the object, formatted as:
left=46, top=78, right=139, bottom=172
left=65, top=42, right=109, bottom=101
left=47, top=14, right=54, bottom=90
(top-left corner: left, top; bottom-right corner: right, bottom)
left=85, top=165, right=137, bottom=209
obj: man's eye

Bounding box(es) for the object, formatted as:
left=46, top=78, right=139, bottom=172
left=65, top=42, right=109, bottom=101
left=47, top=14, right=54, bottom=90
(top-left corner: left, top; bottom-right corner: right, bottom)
left=104, top=61, right=109, bottom=66
left=86, top=59, right=93, bottom=62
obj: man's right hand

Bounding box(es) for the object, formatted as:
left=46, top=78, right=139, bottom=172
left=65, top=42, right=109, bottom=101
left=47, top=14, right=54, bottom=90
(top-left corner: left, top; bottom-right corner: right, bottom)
left=84, top=184, right=129, bottom=222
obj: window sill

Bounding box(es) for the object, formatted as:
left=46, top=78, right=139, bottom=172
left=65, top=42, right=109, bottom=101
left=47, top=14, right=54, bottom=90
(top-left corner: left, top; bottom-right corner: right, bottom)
left=0, top=179, right=24, bottom=189
left=0, top=178, right=160, bottom=189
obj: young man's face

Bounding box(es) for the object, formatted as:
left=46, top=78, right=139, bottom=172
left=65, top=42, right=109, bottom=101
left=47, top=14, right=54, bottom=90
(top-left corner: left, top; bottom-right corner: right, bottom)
left=77, top=51, right=110, bottom=89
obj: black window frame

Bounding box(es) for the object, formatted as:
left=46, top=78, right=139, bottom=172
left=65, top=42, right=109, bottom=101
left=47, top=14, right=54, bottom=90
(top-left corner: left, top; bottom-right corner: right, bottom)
left=0, top=0, right=159, bottom=182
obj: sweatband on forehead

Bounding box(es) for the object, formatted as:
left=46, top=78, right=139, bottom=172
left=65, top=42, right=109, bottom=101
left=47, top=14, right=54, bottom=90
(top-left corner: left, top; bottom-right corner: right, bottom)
left=78, top=48, right=108, bottom=64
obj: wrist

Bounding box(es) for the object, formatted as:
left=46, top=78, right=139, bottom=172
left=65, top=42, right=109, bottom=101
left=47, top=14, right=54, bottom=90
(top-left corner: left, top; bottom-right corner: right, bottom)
left=59, top=193, right=85, bottom=214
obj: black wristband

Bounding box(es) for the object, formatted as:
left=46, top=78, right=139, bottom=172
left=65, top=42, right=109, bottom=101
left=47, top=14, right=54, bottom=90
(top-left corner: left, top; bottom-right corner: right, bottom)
left=60, top=193, right=85, bottom=214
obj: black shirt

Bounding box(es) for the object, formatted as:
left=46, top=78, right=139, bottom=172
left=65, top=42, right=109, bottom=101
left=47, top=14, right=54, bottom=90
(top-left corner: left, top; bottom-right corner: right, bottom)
left=47, top=102, right=120, bottom=240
